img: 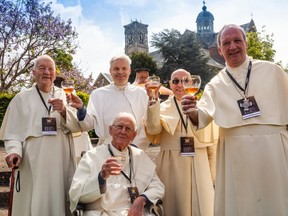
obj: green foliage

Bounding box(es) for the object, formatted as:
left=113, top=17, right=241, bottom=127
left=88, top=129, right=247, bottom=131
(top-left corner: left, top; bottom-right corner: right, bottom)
left=151, top=29, right=215, bottom=88
left=246, top=26, right=275, bottom=62
left=48, top=48, right=74, bottom=73
left=49, top=49, right=94, bottom=94
left=0, top=93, right=15, bottom=127
left=76, top=91, right=90, bottom=106
left=129, top=52, right=158, bottom=83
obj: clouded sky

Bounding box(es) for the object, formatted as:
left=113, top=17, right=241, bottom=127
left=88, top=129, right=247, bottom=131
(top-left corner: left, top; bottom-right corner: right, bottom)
left=42, top=0, right=288, bottom=79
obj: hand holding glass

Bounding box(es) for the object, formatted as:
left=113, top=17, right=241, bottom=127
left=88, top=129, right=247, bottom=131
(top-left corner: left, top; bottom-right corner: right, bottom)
left=111, top=154, right=127, bottom=188
left=182, top=75, right=201, bottom=96
left=147, top=75, right=160, bottom=104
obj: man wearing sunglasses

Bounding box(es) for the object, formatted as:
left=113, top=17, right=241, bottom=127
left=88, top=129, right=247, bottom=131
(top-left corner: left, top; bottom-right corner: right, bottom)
left=145, top=69, right=217, bottom=216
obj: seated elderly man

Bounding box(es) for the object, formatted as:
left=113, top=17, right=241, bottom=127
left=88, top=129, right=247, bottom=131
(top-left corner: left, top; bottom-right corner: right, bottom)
left=69, top=112, right=165, bottom=216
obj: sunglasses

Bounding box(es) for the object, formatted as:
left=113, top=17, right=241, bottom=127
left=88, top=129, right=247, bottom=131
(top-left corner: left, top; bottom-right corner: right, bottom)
left=171, top=79, right=188, bottom=85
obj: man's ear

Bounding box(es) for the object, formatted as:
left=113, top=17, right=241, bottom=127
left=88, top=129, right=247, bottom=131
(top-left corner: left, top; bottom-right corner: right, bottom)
left=108, top=126, right=113, bottom=136
left=217, top=47, right=223, bottom=56
left=130, top=131, right=137, bottom=141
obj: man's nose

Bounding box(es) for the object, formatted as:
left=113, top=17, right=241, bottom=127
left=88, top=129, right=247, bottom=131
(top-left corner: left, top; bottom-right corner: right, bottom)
left=229, top=41, right=237, bottom=49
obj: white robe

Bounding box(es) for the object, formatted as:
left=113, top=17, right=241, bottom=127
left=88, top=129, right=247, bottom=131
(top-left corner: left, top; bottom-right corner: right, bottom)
left=145, top=97, right=217, bottom=216
left=79, top=83, right=150, bottom=150
left=0, top=86, right=81, bottom=216
left=69, top=143, right=165, bottom=216
left=197, top=56, right=288, bottom=216
left=73, top=131, right=93, bottom=163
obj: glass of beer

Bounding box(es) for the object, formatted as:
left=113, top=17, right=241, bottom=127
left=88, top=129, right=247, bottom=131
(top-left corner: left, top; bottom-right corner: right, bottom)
left=111, top=154, right=127, bottom=188
left=147, top=75, right=160, bottom=104
left=182, top=75, right=201, bottom=96
left=61, top=79, right=74, bottom=95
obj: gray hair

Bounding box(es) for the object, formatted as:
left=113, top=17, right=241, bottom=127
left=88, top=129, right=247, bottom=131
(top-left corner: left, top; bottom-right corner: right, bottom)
left=109, top=54, right=132, bottom=67
left=217, top=24, right=246, bottom=47
left=112, top=112, right=137, bottom=131
left=32, top=55, right=55, bottom=70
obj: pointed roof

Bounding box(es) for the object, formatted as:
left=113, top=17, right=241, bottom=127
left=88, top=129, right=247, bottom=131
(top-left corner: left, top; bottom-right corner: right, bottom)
left=240, top=19, right=256, bottom=32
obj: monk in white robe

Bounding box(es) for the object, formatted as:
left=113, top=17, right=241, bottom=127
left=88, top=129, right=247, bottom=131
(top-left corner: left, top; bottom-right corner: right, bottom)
left=69, top=112, right=165, bottom=216
left=0, top=55, right=81, bottom=216
left=145, top=69, right=217, bottom=216
left=132, top=67, right=173, bottom=102
left=69, top=54, right=150, bottom=150
left=182, top=24, right=288, bottom=216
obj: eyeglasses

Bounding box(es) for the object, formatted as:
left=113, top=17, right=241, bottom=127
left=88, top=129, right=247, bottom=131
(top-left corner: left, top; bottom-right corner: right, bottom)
left=171, top=79, right=188, bottom=85
left=112, top=124, right=134, bottom=133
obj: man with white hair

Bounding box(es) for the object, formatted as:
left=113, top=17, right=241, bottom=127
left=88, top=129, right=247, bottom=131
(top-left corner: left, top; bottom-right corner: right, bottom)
left=0, top=54, right=81, bottom=216
left=69, top=112, right=165, bottom=215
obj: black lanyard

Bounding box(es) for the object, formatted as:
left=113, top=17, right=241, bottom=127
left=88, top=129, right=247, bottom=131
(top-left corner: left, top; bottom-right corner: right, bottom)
left=225, top=61, right=252, bottom=97
left=36, top=85, right=54, bottom=116
left=108, top=144, right=132, bottom=184
left=174, top=96, right=188, bottom=134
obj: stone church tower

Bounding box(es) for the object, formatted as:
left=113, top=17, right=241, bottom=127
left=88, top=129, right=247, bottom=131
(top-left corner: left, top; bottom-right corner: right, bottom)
left=124, top=20, right=149, bottom=55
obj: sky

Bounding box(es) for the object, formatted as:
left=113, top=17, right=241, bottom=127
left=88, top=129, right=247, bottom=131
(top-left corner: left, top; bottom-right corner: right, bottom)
left=42, top=0, right=288, bottom=79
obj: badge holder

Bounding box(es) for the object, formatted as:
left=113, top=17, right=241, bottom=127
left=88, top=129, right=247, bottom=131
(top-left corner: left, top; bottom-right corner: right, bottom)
left=180, top=136, right=195, bottom=156
left=42, top=117, right=57, bottom=135
left=128, top=186, right=139, bottom=204
left=237, top=96, right=261, bottom=119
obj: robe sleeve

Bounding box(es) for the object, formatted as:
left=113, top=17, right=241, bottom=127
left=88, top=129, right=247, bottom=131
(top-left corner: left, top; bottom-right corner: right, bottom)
left=140, top=170, right=165, bottom=205
left=144, top=101, right=163, bottom=144
left=69, top=153, right=102, bottom=212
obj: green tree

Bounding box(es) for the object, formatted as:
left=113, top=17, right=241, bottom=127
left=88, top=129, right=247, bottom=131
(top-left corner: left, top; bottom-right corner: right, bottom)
left=0, top=0, right=78, bottom=93
left=128, top=52, right=158, bottom=83
left=49, top=49, right=94, bottom=94
left=246, top=26, right=275, bottom=62
left=151, top=29, right=216, bottom=87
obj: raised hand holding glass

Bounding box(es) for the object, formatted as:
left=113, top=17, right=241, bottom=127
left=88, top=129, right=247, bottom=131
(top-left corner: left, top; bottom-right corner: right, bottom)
left=147, top=75, right=160, bottom=104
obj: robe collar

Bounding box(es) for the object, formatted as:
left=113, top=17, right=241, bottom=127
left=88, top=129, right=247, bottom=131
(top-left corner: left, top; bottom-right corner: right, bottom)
left=226, top=55, right=251, bottom=75
left=111, top=82, right=130, bottom=91
left=160, top=96, right=182, bottom=135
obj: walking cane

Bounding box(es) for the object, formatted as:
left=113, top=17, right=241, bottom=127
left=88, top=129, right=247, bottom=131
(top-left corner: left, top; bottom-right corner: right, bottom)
left=8, top=159, right=19, bottom=216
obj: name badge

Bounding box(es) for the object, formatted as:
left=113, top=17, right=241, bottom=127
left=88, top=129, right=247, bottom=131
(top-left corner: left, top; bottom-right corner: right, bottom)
left=237, top=96, right=261, bottom=119
left=128, top=186, right=139, bottom=204
left=42, top=117, right=57, bottom=136
left=180, top=137, right=195, bottom=156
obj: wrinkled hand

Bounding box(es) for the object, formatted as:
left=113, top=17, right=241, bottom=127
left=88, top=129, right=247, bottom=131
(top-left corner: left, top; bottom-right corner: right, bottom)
left=5, top=153, right=21, bottom=168
left=145, top=82, right=162, bottom=101
left=66, top=93, right=84, bottom=110
left=128, top=196, right=146, bottom=216
left=100, top=158, right=122, bottom=180
left=48, top=98, right=66, bottom=116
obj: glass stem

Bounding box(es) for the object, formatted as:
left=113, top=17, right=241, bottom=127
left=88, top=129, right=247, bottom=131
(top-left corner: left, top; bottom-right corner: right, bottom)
left=152, top=90, right=155, bottom=101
